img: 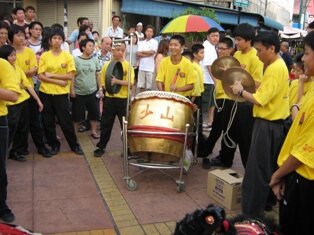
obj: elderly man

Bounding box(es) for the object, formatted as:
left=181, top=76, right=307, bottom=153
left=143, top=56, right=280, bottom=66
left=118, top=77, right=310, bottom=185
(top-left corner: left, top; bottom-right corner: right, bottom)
left=280, top=40, right=293, bottom=72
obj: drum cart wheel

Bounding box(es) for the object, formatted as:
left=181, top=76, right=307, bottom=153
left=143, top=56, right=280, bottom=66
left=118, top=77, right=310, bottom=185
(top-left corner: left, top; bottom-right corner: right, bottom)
left=126, top=179, right=137, bottom=191
left=176, top=180, right=185, bottom=193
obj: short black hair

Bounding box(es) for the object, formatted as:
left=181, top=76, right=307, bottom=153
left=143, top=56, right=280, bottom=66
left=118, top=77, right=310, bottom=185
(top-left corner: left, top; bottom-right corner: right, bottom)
left=92, top=31, right=99, bottom=36
left=182, top=50, right=193, bottom=59
left=112, top=15, right=121, bottom=22
left=25, top=5, right=36, bottom=12
left=12, top=7, right=25, bottom=15
left=49, top=27, right=65, bottom=41
left=79, top=38, right=95, bottom=52
left=191, top=43, right=204, bottom=54
left=28, top=21, right=43, bottom=30
left=308, top=21, right=314, bottom=30
left=219, top=37, right=234, bottom=49
left=146, top=24, right=154, bottom=32
left=233, top=23, right=255, bottom=42
left=0, top=21, right=9, bottom=31
left=77, top=32, right=88, bottom=41
left=77, top=17, right=88, bottom=26
left=304, top=31, right=314, bottom=51
left=170, top=35, right=185, bottom=46
left=8, top=25, right=25, bottom=43
left=254, top=31, right=280, bottom=53
left=79, top=24, right=91, bottom=33
left=207, top=27, right=219, bottom=36
left=51, top=23, right=64, bottom=31
left=0, top=44, right=15, bottom=61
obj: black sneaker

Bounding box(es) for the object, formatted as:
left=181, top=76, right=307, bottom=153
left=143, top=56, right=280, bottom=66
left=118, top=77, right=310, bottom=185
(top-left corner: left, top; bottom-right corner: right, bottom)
left=0, top=209, right=15, bottom=223
left=50, top=146, right=60, bottom=155
left=72, top=146, right=84, bottom=155
left=94, top=148, right=105, bottom=157
left=38, top=147, right=53, bottom=158
left=202, top=158, right=211, bottom=169
left=9, top=152, right=27, bottom=162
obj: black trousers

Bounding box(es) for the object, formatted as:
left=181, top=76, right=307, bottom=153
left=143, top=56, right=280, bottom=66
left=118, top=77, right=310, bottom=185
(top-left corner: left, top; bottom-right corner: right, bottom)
left=219, top=100, right=254, bottom=167
left=29, top=96, right=46, bottom=151
left=0, top=116, right=9, bottom=213
left=192, top=96, right=206, bottom=157
left=97, top=97, right=127, bottom=150
left=202, top=99, right=225, bottom=156
left=39, top=92, right=79, bottom=150
left=7, top=100, right=30, bottom=155
left=279, top=172, right=314, bottom=235
left=242, top=118, right=285, bottom=216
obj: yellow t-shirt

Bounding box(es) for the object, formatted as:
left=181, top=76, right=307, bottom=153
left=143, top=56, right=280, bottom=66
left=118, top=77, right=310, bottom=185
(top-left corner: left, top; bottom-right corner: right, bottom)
left=38, top=50, right=76, bottom=95
left=156, top=56, right=196, bottom=97
left=101, top=60, right=134, bottom=99
left=15, top=47, right=37, bottom=87
left=0, top=59, right=21, bottom=116
left=7, top=65, right=31, bottom=106
left=253, top=58, right=289, bottom=120
left=234, top=47, right=263, bottom=83
left=191, top=62, right=204, bottom=97
left=289, top=79, right=314, bottom=107
left=277, top=92, right=314, bottom=180
left=215, top=79, right=230, bottom=100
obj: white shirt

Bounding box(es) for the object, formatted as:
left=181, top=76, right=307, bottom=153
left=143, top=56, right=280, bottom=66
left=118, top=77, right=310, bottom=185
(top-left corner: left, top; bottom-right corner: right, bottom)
left=202, top=40, right=217, bottom=84
left=135, top=31, right=145, bottom=41
left=104, top=26, right=124, bottom=39
left=72, top=48, right=82, bottom=57
left=137, top=38, right=158, bottom=72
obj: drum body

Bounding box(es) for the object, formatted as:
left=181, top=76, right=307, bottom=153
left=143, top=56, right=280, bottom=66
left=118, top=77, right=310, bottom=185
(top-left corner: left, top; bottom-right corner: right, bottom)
left=128, top=91, right=194, bottom=162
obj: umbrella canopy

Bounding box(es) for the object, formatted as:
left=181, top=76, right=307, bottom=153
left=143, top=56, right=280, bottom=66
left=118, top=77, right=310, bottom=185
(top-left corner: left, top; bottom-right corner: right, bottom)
left=161, top=15, right=224, bottom=33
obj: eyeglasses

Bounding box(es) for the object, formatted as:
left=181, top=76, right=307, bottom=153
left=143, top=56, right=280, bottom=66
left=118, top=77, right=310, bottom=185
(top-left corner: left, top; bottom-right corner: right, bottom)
left=217, top=47, right=229, bottom=50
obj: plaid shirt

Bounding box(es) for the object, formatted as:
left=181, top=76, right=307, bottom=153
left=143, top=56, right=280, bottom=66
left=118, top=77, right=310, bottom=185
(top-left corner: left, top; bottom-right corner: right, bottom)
left=94, top=50, right=112, bottom=68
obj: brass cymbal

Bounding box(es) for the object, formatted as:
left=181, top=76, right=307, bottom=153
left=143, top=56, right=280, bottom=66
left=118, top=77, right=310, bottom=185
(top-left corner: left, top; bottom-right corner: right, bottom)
left=221, top=67, right=256, bottom=102
left=211, top=56, right=241, bottom=80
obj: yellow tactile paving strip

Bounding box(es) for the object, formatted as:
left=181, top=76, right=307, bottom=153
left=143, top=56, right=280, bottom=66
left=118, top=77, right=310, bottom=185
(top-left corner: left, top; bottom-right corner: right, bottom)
left=72, top=133, right=177, bottom=235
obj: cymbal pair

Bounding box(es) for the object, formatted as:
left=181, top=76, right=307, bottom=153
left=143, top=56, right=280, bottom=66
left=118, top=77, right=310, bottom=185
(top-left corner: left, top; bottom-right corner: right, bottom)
left=211, top=56, right=255, bottom=102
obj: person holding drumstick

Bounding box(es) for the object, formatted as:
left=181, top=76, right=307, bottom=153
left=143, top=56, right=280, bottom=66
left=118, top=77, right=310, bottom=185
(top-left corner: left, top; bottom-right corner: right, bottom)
left=156, top=35, right=195, bottom=98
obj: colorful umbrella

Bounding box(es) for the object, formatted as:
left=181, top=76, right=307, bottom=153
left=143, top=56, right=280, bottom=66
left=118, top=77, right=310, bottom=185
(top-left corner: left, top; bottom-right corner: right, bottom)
left=160, top=15, right=224, bottom=33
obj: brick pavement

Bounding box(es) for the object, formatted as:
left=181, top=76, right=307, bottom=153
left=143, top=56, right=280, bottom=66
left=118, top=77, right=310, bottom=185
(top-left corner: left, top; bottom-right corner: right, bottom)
left=5, top=120, right=278, bottom=234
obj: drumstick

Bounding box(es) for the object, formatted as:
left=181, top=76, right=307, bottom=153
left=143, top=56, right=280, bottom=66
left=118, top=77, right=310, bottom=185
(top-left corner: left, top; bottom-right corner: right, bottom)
left=170, top=68, right=181, bottom=92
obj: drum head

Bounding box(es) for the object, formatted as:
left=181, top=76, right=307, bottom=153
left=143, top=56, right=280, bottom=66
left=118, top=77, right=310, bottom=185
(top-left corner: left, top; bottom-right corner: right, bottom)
left=105, top=61, right=123, bottom=94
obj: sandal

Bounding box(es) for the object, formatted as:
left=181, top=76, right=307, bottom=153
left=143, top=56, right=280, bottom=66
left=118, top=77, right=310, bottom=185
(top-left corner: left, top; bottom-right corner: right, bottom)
left=91, top=133, right=100, bottom=139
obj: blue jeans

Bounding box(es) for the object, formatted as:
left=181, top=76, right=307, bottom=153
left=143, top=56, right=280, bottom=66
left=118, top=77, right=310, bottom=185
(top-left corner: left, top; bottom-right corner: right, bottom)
left=0, top=116, right=9, bottom=212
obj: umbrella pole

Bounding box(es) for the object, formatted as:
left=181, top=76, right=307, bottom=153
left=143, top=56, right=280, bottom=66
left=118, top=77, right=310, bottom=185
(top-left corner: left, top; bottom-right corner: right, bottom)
left=126, top=34, right=134, bottom=121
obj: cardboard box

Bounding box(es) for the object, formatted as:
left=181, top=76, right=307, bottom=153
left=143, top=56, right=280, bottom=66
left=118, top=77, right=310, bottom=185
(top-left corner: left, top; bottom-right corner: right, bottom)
left=207, top=169, right=243, bottom=210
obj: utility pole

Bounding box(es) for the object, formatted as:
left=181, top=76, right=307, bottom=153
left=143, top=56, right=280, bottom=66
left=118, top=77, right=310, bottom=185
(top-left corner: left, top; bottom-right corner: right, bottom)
left=264, top=0, right=268, bottom=16
left=64, top=0, right=68, bottom=37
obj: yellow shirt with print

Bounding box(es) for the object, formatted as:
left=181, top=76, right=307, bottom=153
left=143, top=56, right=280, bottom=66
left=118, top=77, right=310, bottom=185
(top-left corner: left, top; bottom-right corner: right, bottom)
left=0, top=59, right=21, bottom=116
left=234, top=47, right=263, bottom=83
left=16, top=47, right=37, bottom=87
left=101, top=60, right=134, bottom=99
left=289, top=79, right=314, bottom=107
left=38, top=50, right=76, bottom=95
left=156, top=56, right=196, bottom=97
left=277, top=92, right=314, bottom=180
left=191, top=62, right=204, bottom=97
left=253, top=58, right=289, bottom=120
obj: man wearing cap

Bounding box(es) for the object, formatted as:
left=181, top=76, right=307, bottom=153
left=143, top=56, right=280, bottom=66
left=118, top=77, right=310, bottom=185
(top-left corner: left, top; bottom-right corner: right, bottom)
left=135, top=22, right=145, bottom=41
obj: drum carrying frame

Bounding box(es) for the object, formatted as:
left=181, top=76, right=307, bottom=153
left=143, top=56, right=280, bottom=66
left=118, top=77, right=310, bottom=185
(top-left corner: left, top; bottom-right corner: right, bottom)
left=122, top=109, right=200, bottom=193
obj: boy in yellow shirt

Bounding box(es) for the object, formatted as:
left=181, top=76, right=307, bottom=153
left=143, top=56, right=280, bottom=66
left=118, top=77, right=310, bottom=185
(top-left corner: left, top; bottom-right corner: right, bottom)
left=156, top=35, right=195, bottom=97
left=231, top=31, right=289, bottom=216
left=269, top=31, right=314, bottom=235
left=94, top=42, right=135, bottom=157
left=211, top=23, right=263, bottom=169
left=0, top=58, right=20, bottom=223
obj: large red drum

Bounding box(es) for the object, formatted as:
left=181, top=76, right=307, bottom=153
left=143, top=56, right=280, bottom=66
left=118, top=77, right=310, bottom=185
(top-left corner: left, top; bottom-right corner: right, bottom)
left=128, top=91, right=194, bottom=162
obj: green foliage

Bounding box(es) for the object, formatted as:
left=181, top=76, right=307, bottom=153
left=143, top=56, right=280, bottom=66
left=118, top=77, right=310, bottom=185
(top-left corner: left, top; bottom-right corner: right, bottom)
left=173, top=7, right=219, bottom=43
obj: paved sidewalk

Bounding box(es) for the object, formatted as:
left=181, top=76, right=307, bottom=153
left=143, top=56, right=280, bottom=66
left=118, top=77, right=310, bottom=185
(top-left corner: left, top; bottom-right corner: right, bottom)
left=5, top=121, right=278, bottom=234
